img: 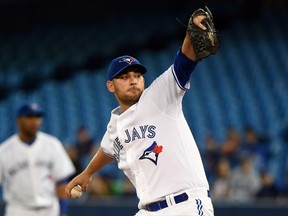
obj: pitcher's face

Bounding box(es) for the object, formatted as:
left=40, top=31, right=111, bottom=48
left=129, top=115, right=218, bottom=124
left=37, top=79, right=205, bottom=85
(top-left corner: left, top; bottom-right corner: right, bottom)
left=107, top=68, right=145, bottom=109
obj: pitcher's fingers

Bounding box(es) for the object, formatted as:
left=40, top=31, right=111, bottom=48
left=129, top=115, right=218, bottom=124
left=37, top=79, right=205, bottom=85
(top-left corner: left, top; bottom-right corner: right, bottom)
left=65, top=182, right=74, bottom=198
left=193, top=15, right=207, bottom=30
left=82, top=185, right=88, bottom=192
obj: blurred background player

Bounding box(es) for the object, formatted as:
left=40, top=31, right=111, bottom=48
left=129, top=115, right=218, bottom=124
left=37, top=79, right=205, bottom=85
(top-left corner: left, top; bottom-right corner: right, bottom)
left=0, top=102, right=76, bottom=216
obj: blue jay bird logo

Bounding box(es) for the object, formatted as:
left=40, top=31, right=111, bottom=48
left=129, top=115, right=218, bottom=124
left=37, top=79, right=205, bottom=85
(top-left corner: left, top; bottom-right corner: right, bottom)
left=119, top=57, right=135, bottom=65
left=139, top=141, right=163, bottom=165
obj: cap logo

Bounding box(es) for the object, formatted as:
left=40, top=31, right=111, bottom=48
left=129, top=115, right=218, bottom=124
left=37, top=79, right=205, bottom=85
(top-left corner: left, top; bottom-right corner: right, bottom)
left=30, top=103, right=39, bottom=111
left=119, top=57, right=136, bottom=65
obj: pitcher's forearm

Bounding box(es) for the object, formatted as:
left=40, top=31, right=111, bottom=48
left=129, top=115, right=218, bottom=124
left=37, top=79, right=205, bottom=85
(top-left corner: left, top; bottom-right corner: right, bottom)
left=84, top=147, right=114, bottom=176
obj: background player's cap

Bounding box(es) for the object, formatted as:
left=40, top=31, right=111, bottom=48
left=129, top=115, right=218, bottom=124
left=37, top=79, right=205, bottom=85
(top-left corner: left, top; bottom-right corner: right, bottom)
left=108, top=55, right=147, bottom=80
left=16, top=102, right=45, bottom=117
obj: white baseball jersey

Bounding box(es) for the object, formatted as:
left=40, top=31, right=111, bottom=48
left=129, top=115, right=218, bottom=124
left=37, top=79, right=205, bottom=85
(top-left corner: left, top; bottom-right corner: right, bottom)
left=0, top=131, right=75, bottom=216
left=101, top=50, right=210, bottom=209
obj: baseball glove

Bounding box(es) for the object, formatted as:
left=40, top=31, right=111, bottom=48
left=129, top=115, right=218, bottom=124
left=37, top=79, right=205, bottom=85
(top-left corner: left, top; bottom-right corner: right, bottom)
left=186, top=6, right=220, bottom=61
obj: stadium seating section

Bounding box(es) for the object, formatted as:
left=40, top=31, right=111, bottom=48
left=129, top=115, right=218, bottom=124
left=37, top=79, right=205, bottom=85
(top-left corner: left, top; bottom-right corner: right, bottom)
left=0, top=11, right=287, bottom=188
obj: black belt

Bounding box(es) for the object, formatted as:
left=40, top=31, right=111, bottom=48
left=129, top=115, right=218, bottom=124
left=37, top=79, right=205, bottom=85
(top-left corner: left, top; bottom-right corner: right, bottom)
left=145, top=190, right=210, bottom=212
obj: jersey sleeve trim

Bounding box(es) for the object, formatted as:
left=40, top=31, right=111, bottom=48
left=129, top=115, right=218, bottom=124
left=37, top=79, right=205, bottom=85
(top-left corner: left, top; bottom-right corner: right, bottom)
left=172, top=66, right=187, bottom=91
left=56, top=177, right=68, bottom=185
left=102, top=148, right=116, bottom=159
left=172, top=48, right=198, bottom=90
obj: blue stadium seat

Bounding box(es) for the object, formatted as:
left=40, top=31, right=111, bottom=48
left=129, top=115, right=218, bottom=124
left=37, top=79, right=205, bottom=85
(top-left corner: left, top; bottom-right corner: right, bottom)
left=0, top=11, right=288, bottom=178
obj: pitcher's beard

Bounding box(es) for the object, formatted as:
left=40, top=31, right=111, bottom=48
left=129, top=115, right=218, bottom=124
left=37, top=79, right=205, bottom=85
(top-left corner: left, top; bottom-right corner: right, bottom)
left=121, top=94, right=141, bottom=107
left=117, top=89, right=143, bottom=107
left=114, top=85, right=144, bottom=108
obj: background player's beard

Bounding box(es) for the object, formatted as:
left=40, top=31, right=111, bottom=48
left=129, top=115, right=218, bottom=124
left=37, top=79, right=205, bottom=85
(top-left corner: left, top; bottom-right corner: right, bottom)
left=22, top=125, right=38, bottom=138
left=18, top=125, right=39, bottom=143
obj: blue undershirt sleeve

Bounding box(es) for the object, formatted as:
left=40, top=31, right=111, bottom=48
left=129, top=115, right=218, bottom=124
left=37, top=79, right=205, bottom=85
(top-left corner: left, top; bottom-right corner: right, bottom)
left=57, top=178, right=68, bottom=216
left=173, top=48, right=198, bottom=89
left=59, top=199, right=68, bottom=216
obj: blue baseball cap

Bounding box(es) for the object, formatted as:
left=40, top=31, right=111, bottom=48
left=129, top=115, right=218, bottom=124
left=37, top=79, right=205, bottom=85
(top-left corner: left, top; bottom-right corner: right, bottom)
left=16, top=102, right=45, bottom=117
left=107, top=55, right=147, bottom=80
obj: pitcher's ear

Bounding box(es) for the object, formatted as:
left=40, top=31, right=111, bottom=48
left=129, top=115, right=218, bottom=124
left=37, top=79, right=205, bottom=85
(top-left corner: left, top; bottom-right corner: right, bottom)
left=106, top=80, right=115, bottom=93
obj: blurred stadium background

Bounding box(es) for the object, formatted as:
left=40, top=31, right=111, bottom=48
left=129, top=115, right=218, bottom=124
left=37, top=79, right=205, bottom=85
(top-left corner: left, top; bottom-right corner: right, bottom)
left=0, top=0, right=288, bottom=215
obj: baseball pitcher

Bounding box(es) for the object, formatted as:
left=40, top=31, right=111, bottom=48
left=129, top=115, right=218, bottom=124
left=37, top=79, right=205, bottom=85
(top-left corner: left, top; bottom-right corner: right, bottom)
left=66, top=6, right=220, bottom=216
